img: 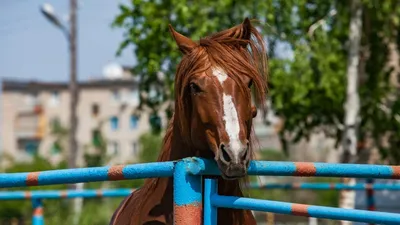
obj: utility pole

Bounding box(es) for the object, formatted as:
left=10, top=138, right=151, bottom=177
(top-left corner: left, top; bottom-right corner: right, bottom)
left=40, top=1, right=81, bottom=223
left=68, top=2, right=82, bottom=224
left=68, top=0, right=79, bottom=172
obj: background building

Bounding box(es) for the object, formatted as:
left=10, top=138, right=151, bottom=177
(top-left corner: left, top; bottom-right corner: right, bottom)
left=0, top=64, right=165, bottom=166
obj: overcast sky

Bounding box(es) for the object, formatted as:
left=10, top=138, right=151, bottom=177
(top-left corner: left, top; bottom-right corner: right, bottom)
left=0, top=0, right=136, bottom=82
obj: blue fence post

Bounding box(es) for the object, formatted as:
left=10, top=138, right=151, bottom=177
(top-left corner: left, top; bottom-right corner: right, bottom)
left=366, top=178, right=375, bottom=225
left=204, top=178, right=217, bottom=225
left=173, top=159, right=202, bottom=225
left=32, top=198, right=44, bottom=225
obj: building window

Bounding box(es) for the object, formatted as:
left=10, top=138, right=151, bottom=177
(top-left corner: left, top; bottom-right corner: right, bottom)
left=111, top=90, right=121, bottom=102
left=132, top=142, right=139, bottom=156
left=130, top=115, right=139, bottom=129
left=25, top=140, right=39, bottom=156
left=92, top=129, right=104, bottom=148
left=110, top=116, right=119, bottom=131
left=25, top=92, right=38, bottom=106
left=149, top=114, right=162, bottom=132
left=49, top=91, right=60, bottom=106
left=130, top=89, right=139, bottom=106
left=92, top=104, right=99, bottom=117
left=108, top=141, right=119, bottom=155
left=51, top=142, right=61, bottom=155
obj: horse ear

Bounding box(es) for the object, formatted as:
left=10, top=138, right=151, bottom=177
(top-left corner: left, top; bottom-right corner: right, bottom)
left=240, top=17, right=252, bottom=40
left=223, top=18, right=252, bottom=46
left=168, top=24, right=197, bottom=54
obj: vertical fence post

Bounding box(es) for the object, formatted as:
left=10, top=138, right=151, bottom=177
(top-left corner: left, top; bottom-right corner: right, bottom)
left=266, top=212, right=275, bottom=225
left=173, top=159, right=202, bottom=225
left=32, top=198, right=44, bottom=225
left=366, top=178, right=375, bottom=225
left=204, top=178, right=217, bottom=225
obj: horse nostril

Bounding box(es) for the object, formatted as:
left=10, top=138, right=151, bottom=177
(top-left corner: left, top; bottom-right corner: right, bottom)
left=242, top=149, right=248, bottom=161
left=220, top=144, right=231, bottom=163
left=241, top=141, right=250, bottom=161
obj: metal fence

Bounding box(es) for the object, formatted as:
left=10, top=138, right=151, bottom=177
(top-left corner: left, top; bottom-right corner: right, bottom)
left=1, top=157, right=400, bottom=225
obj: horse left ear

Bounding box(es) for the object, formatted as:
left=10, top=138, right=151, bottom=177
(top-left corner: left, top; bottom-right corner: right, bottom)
left=168, top=24, right=198, bottom=54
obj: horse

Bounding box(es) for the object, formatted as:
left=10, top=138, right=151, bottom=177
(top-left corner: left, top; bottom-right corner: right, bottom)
left=110, top=18, right=268, bottom=225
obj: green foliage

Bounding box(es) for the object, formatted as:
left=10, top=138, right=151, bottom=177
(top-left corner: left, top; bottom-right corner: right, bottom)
left=84, top=129, right=109, bottom=167
left=50, top=118, right=68, bottom=156
left=266, top=1, right=400, bottom=162
left=0, top=156, right=68, bottom=222
left=105, top=132, right=164, bottom=189
left=258, top=148, right=287, bottom=161
left=73, top=199, right=123, bottom=225
left=113, top=0, right=400, bottom=162
left=138, top=132, right=163, bottom=163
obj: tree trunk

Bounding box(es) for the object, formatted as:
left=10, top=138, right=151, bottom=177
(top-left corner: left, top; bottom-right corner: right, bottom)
left=339, top=1, right=363, bottom=225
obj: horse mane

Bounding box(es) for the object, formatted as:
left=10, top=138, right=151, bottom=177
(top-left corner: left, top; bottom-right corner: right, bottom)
left=133, top=20, right=268, bottom=224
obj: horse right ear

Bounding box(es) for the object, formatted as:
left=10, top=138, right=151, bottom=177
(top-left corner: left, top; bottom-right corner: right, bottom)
left=168, top=24, right=197, bottom=54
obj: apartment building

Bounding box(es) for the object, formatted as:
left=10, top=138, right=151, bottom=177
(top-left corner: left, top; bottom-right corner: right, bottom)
left=0, top=65, right=166, bottom=166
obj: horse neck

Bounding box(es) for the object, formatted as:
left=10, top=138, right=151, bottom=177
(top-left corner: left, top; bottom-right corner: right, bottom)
left=156, top=113, right=202, bottom=162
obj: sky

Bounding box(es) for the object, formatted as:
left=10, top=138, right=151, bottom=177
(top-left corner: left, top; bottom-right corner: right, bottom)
left=0, top=0, right=136, bottom=82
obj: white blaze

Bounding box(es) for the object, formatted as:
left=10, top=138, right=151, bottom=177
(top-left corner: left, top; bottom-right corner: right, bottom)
left=222, top=94, right=242, bottom=157
left=212, top=67, right=228, bottom=83
left=212, top=67, right=242, bottom=160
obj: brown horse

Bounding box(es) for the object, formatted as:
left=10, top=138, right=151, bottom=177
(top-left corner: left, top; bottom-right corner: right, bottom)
left=110, top=18, right=268, bottom=225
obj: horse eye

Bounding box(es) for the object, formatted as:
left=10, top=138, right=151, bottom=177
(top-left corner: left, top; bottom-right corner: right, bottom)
left=190, top=82, right=201, bottom=94
left=248, top=79, right=253, bottom=88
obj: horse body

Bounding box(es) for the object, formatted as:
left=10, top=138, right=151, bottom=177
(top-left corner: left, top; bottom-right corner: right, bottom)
left=110, top=18, right=267, bottom=225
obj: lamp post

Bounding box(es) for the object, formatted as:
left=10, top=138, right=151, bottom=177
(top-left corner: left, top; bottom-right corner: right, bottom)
left=40, top=1, right=78, bottom=173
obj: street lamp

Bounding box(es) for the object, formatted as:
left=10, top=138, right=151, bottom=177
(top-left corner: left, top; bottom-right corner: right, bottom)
left=40, top=1, right=79, bottom=172
left=40, top=3, right=69, bottom=39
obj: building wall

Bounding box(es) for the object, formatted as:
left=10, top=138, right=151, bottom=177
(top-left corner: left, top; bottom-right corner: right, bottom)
left=1, top=80, right=159, bottom=166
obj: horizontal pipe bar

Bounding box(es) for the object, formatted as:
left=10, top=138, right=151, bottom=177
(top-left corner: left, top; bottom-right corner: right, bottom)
left=0, top=189, right=134, bottom=200
left=1, top=181, right=398, bottom=200
left=1, top=157, right=400, bottom=189
left=187, top=158, right=400, bottom=179
left=211, top=194, right=400, bottom=224
left=249, top=183, right=400, bottom=190
left=0, top=161, right=175, bottom=188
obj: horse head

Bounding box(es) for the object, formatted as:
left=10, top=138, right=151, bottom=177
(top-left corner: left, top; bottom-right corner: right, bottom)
left=169, top=18, right=268, bottom=180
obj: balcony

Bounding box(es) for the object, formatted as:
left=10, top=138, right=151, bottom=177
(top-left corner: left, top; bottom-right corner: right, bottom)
left=15, top=106, right=45, bottom=139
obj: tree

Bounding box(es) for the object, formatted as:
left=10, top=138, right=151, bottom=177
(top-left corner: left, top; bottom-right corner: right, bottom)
left=339, top=0, right=362, bottom=222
